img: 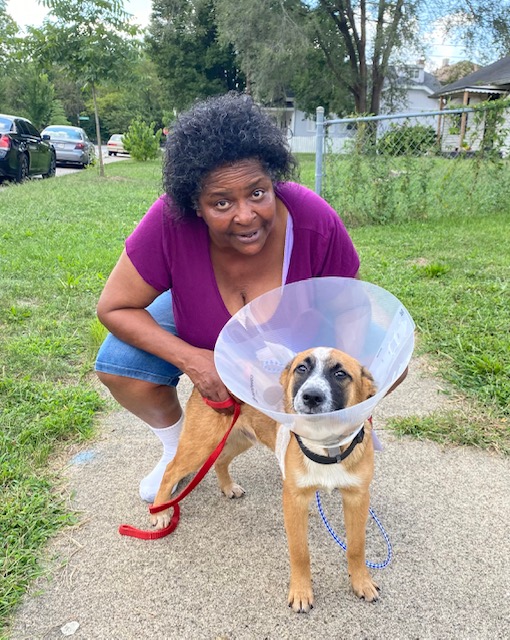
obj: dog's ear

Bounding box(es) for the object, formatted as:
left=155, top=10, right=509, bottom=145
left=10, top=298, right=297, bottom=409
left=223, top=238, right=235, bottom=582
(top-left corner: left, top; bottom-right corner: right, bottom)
left=279, top=362, right=292, bottom=388
left=360, top=366, right=377, bottom=400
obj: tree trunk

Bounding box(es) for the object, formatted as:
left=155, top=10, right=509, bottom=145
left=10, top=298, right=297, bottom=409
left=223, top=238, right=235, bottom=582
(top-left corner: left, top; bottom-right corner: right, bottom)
left=369, top=73, right=385, bottom=115
left=91, top=83, right=104, bottom=178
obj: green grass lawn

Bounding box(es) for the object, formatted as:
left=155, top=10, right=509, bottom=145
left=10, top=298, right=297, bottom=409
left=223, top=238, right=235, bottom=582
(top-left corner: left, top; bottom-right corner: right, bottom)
left=1, top=156, right=509, bottom=633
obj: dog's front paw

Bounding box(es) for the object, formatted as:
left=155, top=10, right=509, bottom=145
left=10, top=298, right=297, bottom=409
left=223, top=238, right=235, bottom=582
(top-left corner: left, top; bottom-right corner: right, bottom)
left=288, top=583, right=314, bottom=613
left=350, top=571, right=380, bottom=602
left=221, top=482, right=246, bottom=499
left=150, top=510, right=172, bottom=530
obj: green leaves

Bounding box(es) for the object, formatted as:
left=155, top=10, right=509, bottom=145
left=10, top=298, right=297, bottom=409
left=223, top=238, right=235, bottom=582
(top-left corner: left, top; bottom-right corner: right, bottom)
left=122, top=118, right=162, bottom=161
left=147, top=0, right=244, bottom=111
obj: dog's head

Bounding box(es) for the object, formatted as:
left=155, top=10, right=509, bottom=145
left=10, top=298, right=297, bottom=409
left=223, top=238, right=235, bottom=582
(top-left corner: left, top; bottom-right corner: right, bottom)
left=280, top=347, right=376, bottom=415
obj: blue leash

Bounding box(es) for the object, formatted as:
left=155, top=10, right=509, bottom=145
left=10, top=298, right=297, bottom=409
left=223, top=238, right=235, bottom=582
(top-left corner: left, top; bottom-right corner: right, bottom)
left=315, top=491, right=392, bottom=569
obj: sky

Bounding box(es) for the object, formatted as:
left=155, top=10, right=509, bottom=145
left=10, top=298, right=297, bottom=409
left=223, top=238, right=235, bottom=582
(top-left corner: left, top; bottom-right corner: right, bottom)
left=5, top=0, right=153, bottom=29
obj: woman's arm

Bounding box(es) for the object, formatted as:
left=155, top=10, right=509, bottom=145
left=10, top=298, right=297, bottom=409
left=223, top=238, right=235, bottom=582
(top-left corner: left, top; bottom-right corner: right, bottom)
left=97, top=250, right=230, bottom=403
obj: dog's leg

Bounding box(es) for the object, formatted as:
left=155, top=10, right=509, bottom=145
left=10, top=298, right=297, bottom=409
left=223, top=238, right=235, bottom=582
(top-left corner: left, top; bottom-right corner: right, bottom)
left=341, top=487, right=379, bottom=602
left=283, top=482, right=316, bottom=613
left=149, top=450, right=209, bottom=530
left=214, top=429, right=254, bottom=498
left=150, top=404, right=231, bottom=529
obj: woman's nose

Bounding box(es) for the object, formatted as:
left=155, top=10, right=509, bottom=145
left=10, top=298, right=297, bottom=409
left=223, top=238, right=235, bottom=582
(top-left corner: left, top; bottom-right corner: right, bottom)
left=234, top=201, right=255, bottom=224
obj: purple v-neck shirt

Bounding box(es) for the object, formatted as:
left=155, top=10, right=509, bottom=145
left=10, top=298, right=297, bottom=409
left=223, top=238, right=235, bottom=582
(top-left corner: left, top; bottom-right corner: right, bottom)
left=125, top=182, right=359, bottom=350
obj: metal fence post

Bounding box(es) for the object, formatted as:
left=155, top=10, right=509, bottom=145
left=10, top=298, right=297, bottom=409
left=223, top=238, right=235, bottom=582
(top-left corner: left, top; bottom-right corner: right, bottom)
left=315, top=106, right=325, bottom=194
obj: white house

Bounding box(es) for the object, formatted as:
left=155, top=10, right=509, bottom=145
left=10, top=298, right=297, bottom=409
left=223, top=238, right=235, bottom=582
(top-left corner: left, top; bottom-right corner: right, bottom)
left=429, top=54, right=510, bottom=156
left=378, top=60, right=443, bottom=134
left=262, top=95, right=354, bottom=154
left=263, top=62, right=444, bottom=152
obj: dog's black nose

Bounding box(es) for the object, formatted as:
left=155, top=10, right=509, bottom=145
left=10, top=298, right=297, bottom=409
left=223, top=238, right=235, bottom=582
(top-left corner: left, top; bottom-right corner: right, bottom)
left=302, top=389, right=325, bottom=409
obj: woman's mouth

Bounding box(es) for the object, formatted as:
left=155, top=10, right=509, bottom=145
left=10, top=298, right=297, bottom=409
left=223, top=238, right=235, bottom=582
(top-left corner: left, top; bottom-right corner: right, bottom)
left=235, top=229, right=260, bottom=243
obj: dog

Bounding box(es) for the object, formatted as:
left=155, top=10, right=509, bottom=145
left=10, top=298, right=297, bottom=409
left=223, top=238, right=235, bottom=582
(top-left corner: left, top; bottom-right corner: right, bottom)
left=151, top=347, right=378, bottom=612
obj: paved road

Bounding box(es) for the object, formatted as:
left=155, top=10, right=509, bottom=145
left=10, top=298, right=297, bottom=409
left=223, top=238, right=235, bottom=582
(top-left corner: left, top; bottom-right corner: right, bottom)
left=0, top=148, right=127, bottom=187
left=56, top=148, right=127, bottom=177
left=8, top=358, right=510, bottom=640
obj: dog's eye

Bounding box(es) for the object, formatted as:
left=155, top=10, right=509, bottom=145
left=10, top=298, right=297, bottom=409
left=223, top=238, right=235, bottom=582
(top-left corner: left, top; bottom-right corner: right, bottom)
left=295, top=364, right=308, bottom=374
left=334, top=369, right=347, bottom=379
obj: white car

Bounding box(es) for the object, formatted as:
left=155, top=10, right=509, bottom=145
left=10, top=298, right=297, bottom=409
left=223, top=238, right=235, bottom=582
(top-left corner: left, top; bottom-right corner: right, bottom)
left=106, top=134, right=128, bottom=156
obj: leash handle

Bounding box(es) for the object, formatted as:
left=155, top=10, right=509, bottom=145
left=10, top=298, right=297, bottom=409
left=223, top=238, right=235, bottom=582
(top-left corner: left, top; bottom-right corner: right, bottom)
left=119, top=397, right=241, bottom=538
left=119, top=504, right=180, bottom=540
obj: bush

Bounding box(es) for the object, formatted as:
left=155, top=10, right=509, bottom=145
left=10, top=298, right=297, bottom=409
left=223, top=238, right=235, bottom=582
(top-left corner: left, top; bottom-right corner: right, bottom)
left=377, top=123, right=438, bottom=156
left=123, top=118, right=162, bottom=161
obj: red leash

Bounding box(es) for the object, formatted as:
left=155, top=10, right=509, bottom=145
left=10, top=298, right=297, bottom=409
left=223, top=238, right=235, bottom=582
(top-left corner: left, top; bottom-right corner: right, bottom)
left=119, top=397, right=241, bottom=540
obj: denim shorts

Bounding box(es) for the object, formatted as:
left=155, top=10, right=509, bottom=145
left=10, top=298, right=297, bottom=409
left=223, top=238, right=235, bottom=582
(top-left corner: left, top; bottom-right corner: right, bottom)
left=94, top=290, right=182, bottom=387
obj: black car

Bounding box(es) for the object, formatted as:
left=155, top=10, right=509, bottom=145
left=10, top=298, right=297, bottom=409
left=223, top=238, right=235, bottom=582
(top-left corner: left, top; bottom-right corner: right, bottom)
left=0, top=114, right=56, bottom=183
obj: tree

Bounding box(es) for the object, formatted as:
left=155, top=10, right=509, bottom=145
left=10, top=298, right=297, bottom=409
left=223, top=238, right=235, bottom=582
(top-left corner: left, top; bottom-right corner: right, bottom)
left=0, top=0, right=20, bottom=112
left=215, top=1, right=510, bottom=118
left=147, top=0, right=244, bottom=112
left=123, top=118, right=162, bottom=160
left=29, top=0, right=141, bottom=176
left=19, top=66, right=55, bottom=129
left=215, top=0, right=417, bottom=116
left=290, top=45, right=355, bottom=117
left=0, top=0, right=18, bottom=66
left=315, top=1, right=417, bottom=115
left=433, top=1, right=510, bottom=63
left=50, top=76, right=89, bottom=127
left=0, top=61, right=59, bottom=129
left=215, top=0, right=295, bottom=100
left=434, top=60, right=479, bottom=86
left=48, top=99, right=71, bottom=126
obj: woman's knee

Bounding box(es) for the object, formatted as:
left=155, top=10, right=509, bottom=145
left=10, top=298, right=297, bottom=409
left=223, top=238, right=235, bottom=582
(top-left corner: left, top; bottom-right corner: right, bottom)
left=96, top=370, right=131, bottom=393
left=96, top=371, right=167, bottom=399
left=96, top=372, right=181, bottom=426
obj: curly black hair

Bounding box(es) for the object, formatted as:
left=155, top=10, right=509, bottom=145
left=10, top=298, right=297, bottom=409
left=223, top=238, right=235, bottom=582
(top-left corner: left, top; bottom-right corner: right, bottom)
left=163, top=92, right=297, bottom=219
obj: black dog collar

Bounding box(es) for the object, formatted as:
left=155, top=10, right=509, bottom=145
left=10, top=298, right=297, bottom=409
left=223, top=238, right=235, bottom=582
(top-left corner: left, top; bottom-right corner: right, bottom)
left=294, top=427, right=365, bottom=465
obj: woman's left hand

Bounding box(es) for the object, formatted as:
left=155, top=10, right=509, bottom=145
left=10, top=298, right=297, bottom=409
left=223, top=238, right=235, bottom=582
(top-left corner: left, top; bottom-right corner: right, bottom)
left=182, top=348, right=235, bottom=414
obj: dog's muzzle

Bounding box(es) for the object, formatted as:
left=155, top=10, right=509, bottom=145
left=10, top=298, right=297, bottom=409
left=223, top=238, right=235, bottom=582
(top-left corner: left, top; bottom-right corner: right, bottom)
left=300, top=387, right=328, bottom=413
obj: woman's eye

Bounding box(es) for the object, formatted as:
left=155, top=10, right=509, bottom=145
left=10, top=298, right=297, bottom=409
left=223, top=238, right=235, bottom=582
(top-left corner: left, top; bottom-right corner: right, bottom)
left=215, top=200, right=230, bottom=210
left=252, top=189, right=264, bottom=199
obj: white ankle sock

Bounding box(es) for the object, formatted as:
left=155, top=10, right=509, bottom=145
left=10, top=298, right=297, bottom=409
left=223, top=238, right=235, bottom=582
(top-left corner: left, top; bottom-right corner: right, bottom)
left=139, top=414, right=184, bottom=502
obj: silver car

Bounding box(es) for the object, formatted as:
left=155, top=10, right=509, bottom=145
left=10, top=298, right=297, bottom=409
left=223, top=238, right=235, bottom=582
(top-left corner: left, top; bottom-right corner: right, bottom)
left=41, top=125, right=95, bottom=167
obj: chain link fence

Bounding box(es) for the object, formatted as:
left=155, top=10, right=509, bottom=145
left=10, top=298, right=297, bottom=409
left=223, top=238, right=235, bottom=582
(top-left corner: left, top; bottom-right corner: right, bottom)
left=314, top=103, right=510, bottom=226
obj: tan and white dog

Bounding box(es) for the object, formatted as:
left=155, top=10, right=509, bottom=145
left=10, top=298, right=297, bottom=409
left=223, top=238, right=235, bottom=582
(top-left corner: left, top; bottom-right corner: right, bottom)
left=151, top=347, right=378, bottom=612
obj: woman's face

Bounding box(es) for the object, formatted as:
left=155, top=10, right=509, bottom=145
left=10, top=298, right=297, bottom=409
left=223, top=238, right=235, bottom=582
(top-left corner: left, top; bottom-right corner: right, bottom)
left=196, top=159, right=278, bottom=255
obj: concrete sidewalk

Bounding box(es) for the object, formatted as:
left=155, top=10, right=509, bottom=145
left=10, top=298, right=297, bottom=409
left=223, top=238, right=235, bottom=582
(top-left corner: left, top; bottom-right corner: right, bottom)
left=8, top=359, right=510, bottom=639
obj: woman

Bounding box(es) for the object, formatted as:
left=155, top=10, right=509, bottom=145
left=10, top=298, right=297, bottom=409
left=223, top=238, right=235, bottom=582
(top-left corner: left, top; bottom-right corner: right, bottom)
left=95, top=93, right=360, bottom=502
